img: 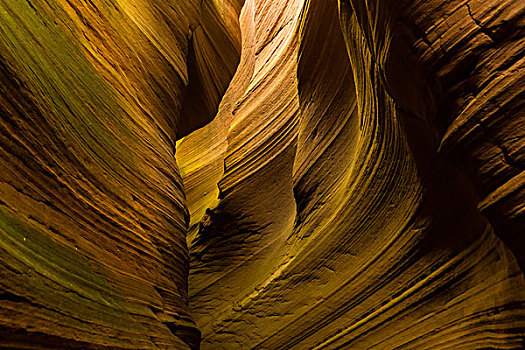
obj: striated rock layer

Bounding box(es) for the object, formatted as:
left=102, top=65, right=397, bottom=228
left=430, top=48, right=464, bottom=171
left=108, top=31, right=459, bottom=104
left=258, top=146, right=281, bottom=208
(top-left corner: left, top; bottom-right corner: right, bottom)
left=178, top=0, right=525, bottom=348
left=0, top=0, right=241, bottom=348
left=1, top=0, right=525, bottom=349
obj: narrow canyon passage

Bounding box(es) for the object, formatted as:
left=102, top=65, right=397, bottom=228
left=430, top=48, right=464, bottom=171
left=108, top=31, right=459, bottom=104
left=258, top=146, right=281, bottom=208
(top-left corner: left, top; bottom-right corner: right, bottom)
left=1, top=0, right=524, bottom=349
left=178, top=0, right=525, bottom=348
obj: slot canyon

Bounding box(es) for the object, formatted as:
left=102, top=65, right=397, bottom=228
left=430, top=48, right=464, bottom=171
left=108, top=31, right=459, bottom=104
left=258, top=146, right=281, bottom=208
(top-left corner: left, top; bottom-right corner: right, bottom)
left=0, top=0, right=524, bottom=348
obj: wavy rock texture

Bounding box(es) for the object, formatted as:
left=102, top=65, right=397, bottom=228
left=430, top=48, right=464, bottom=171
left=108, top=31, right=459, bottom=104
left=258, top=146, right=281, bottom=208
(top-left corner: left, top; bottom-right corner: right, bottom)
left=0, top=0, right=240, bottom=348
left=178, top=0, right=525, bottom=348
left=1, top=0, right=525, bottom=349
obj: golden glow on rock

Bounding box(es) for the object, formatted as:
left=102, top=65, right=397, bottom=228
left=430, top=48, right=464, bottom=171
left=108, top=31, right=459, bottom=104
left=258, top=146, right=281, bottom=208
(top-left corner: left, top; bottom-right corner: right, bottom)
left=1, top=0, right=524, bottom=349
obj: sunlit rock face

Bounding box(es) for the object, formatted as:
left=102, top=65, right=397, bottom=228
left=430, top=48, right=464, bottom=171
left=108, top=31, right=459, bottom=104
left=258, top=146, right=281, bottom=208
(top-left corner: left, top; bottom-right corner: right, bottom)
left=1, top=0, right=524, bottom=349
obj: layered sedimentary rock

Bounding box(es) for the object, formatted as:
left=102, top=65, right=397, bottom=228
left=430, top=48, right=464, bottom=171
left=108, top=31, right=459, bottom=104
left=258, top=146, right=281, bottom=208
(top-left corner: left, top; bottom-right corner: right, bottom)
left=1, top=0, right=525, bottom=349
left=0, top=0, right=240, bottom=348
left=178, top=0, right=525, bottom=348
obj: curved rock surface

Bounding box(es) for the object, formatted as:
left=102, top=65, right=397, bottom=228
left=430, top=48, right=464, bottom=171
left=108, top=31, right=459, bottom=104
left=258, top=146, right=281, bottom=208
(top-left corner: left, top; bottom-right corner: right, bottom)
left=0, top=0, right=240, bottom=348
left=2, top=0, right=525, bottom=349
